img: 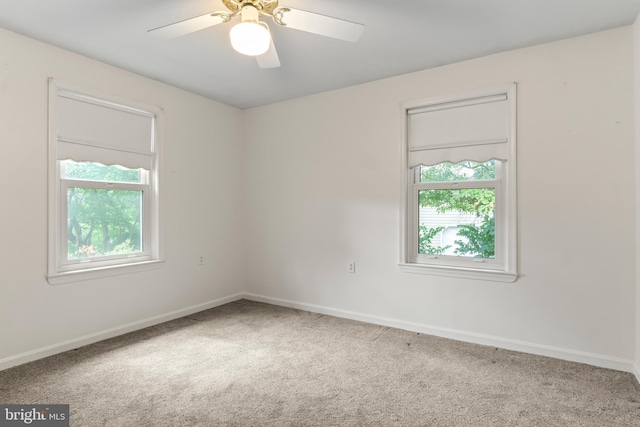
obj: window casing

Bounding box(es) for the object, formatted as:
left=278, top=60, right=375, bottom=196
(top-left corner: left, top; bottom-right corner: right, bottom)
left=47, top=80, right=163, bottom=284
left=399, top=86, right=517, bottom=282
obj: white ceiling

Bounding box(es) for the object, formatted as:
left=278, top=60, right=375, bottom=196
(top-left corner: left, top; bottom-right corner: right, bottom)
left=1, top=0, right=639, bottom=109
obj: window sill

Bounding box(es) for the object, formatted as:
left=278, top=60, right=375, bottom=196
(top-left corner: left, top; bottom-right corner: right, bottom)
left=47, top=259, right=165, bottom=285
left=398, top=262, right=517, bottom=283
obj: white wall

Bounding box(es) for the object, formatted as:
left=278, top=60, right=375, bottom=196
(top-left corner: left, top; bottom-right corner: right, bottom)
left=243, top=27, right=636, bottom=370
left=0, top=28, right=244, bottom=368
left=634, top=14, right=640, bottom=382
left=1, top=24, right=638, bottom=375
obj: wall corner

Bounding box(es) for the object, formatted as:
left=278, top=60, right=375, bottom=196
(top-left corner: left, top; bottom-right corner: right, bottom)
left=634, top=12, right=640, bottom=379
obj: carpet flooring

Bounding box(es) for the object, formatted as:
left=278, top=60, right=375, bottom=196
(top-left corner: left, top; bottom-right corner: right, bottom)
left=1, top=299, right=639, bottom=426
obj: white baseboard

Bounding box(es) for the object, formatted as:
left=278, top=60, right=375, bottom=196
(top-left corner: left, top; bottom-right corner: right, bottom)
left=244, top=293, right=636, bottom=374
left=0, top=293, right=244, bottom=372
left=2, top=291, right=636, bottom=378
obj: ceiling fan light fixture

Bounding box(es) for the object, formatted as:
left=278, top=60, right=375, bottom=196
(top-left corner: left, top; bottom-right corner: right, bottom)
left=230, top=4, right=270, bottom=56
left=230, top=21, right=270, bottom=56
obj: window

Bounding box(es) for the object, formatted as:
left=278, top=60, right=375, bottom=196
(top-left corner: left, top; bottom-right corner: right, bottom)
left=47, top=81, right=162, bottom=284
left=400, top=86, right=517, bottom=282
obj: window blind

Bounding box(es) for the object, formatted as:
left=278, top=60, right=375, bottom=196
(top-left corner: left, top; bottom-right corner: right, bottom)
left=407, top=94, right=509, bottom=167
left=56, top=91, right=154, bottom=170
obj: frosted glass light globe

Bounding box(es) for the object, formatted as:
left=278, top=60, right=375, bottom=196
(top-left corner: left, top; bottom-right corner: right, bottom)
left=230, top=22, right=270, bottom=56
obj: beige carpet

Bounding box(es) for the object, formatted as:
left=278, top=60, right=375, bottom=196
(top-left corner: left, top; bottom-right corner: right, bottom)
left=1, top=299, right=639, bottom=426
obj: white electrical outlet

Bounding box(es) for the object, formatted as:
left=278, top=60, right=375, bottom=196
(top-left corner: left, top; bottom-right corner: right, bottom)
left=347, top=261, right=355, bottom=273
left=198, top=255, right=204, bottom=265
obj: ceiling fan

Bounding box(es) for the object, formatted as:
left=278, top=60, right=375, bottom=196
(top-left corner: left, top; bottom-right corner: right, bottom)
left=148, top=0, right=365, bottom=69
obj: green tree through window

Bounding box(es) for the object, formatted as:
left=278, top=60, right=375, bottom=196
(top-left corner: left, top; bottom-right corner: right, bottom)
left=64, top=161, right=143, bottom=259
left=418, top=161, right=496, bottom=258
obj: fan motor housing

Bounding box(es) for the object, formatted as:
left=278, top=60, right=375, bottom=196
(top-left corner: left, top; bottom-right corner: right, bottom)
left=222, top=0, right=279, bottom=14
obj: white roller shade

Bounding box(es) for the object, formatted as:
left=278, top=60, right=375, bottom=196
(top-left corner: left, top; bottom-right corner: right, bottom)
left=408, top=94, right=509, bottom=167
left=56, top=91, right=154, bottom=170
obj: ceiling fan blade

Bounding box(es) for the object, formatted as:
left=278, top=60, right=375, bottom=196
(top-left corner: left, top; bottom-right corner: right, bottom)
left=148, top=12, right=228, bottom=39
left=256, top=38, right=280, bottom=69
left=274, top=8, right=365, bottom=42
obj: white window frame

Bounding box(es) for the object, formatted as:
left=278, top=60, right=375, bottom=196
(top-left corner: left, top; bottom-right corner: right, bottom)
left=399, top=85, right=517, bottom=282
left=59, top=164, right=151, bottom=270
left=47, top=79, right=163, bottom=285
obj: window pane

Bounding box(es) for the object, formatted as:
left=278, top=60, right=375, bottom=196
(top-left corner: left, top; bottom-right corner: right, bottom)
left=67, top=188, right=142, bottom=260
left=63, top=160, right=141, bottom=183
left=420, top=160, right=496, bottom=183
left=418, top=188, right=495, bottom=259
